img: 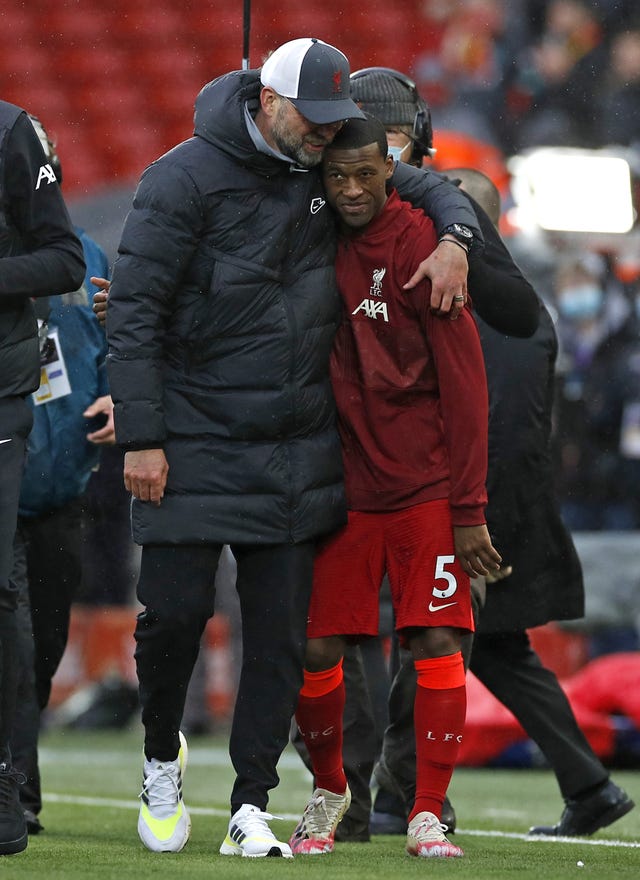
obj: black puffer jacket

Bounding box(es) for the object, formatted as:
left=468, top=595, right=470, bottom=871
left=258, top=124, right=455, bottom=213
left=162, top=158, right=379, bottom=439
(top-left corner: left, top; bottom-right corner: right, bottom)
left=0, top=102, right=85, bottom=399
left=107, top=71, right=486, bottom=547
left=107, top=71, right=348, bottom=545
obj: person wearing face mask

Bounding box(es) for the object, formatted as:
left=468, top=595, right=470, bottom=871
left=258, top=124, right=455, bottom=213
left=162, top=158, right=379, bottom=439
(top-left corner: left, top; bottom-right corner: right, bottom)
left=553, top=255, right=640, bottom=530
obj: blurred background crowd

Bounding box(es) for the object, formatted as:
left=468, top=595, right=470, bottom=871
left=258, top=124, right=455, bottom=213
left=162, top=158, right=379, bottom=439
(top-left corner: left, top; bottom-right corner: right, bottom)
left=2, top=0, right=639, bottom=759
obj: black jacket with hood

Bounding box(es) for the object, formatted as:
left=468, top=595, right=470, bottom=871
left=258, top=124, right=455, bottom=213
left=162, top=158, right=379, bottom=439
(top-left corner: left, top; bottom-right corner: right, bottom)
left=106, top=70, right=483, bottom=546
left=0, top=102, right=85, bottom=400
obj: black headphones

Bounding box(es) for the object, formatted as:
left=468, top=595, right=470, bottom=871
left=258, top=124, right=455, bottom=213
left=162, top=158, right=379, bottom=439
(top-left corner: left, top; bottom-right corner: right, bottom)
left=350, top=66, right=434, bottom=159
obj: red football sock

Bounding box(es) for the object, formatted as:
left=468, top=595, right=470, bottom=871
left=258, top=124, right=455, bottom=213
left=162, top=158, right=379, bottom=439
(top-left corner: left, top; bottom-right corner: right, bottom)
left=410, top=652, right=466, bottom=822
left=295, top=661, right=347, bottom=795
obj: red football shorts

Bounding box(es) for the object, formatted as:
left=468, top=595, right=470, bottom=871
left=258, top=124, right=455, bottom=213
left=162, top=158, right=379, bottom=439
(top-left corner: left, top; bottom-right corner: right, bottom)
left=307, top=497, right=474, bottom=639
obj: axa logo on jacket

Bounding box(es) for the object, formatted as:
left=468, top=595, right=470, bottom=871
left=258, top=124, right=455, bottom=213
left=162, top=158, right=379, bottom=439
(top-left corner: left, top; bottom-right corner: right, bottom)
left=352, top=299, right=389, bottom=322
left=35, top=163, right=57, bottom=190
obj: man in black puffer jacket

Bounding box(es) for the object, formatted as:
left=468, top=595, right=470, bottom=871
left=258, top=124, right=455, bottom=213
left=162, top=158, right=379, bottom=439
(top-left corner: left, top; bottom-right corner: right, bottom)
left=106, top=38, right=489, bottom=858
left=0, top=99, right=84, bottom=856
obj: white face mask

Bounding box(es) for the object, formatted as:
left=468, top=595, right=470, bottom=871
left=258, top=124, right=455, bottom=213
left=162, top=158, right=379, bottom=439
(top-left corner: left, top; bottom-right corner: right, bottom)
left=387, top=142, right=411, bottom=163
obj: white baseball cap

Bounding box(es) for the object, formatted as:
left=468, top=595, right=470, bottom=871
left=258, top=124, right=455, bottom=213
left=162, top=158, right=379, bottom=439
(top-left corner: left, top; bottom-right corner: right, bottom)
left=260, top=38, right=365, bottom=125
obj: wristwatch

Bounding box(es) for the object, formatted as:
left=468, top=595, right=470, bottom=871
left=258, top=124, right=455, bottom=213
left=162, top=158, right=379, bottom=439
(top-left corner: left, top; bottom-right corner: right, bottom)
left=441, top=223, right=475, bottom=247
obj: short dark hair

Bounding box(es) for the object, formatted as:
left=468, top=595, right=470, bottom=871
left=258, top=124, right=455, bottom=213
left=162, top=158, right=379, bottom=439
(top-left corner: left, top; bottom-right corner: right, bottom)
left=326, top=113, right=388, bottom=160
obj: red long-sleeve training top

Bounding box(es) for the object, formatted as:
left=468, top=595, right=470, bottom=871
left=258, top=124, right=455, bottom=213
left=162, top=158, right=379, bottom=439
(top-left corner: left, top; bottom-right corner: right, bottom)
left=330, top=190, right=489, bottom=526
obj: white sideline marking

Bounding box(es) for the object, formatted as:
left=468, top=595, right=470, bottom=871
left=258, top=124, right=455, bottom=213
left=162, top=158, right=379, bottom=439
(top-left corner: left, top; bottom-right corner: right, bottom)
left=44, top=793, right=230, bottom=817
left=39, top=746, right=304, bottom=770
left=460, top=828, right=640, bottom=848
left=42, top=793, right=640, bottom=847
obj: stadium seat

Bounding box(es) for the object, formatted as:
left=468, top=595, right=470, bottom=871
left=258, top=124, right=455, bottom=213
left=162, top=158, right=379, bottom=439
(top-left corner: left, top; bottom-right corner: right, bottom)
left=104, top=119, right=167, bottom=182
left=207, top=46, right=251, bottom=77
left=0, top=8, right=37, bottom=44
left=1, top=83, right=72, bottom=124
left=0, top=44, right=51, bottom=80
left=52, top=44, right=130, bottom=85
left=43, top=8, right=114, bottom=46
left=114, top=6, right=187, bottom=45
left=131, top=45, right=208, bottom=85
left=154, top=81, right=200, bottom=123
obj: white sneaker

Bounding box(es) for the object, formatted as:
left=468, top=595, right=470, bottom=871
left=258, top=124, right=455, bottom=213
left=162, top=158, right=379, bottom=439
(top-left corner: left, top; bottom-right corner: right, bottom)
left=138, top=731, right=191, bottom=853
left=289, top=786, right=352, bottom=854
left=219, top=804, right=293, bottom=858
left=406, top=811, right=464, bottom=858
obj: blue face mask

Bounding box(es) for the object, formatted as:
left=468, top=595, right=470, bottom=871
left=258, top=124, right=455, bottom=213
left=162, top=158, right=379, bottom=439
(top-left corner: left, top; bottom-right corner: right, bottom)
left=387, top=143, right=410, bottom=163
left=558, top=284, right=604, bottom=321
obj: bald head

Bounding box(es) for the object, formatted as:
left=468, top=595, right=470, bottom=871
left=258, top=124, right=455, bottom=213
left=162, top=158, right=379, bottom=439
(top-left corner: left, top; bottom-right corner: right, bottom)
left=446, top=167, right=501, bottom=228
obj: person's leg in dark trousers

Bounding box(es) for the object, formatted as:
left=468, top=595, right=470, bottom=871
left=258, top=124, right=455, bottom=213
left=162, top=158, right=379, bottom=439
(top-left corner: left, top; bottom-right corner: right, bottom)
left=228, top=541, right=315, bottom=813
left=376, top=644, right=418, bottom=813
left=470, top=631, right=609, bottom=798
left=11, top=499, right=84, bottom=828
left=8, top=527, right=42, bottom=825
left=135, top=544, right=221, bottom=761
left=359, top=636, right=390, bottom=755
left=336, top=644, right=381, bottom=839
left=22, top=499, right=83, bottom=710
left=0, top=398, right=33, bottom=763
left=0, top=396, right=33, bottom=854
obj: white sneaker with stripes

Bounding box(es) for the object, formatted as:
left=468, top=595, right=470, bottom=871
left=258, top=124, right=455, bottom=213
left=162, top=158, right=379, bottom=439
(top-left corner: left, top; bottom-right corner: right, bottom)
left=219, top=804, right=293, bottom=858
left=138, top=731, right=191, bottom=853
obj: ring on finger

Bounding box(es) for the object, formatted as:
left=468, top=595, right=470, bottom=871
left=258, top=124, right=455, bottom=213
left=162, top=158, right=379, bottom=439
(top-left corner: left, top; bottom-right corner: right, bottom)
left=454, top=294, right=465, bottom=302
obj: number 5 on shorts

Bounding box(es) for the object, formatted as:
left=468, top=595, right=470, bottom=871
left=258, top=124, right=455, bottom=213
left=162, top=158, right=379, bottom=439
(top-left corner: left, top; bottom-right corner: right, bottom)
left=433, top=555, right=458, bottom=599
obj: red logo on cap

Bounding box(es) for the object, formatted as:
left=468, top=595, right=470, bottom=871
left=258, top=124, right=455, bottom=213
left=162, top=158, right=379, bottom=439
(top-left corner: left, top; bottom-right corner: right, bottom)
left=332, top=70, right=342, bottom=94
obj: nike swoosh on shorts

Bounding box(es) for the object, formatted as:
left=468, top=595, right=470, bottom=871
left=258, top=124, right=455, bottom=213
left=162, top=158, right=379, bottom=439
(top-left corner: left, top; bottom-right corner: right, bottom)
left=428, top=601, right=457, bottom=612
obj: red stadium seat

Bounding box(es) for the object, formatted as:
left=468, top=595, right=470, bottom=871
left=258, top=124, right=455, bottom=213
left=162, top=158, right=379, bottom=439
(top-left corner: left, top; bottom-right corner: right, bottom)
left=1, top=83, right=72, bottom=124
left=52, top=45, right=131, bottom=84
left=0, top=44, right=51, bottom=80
left=104, top=118, right=166, bottom=182
left=131, top=45, right=208, bottom=85
left=153, top=81, right=199, bottom=123
left=0, top=8, right=37, bottom=44
left=114, top=6, right=187, bottom=45
left=43, top=8, right=115, bottom=47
